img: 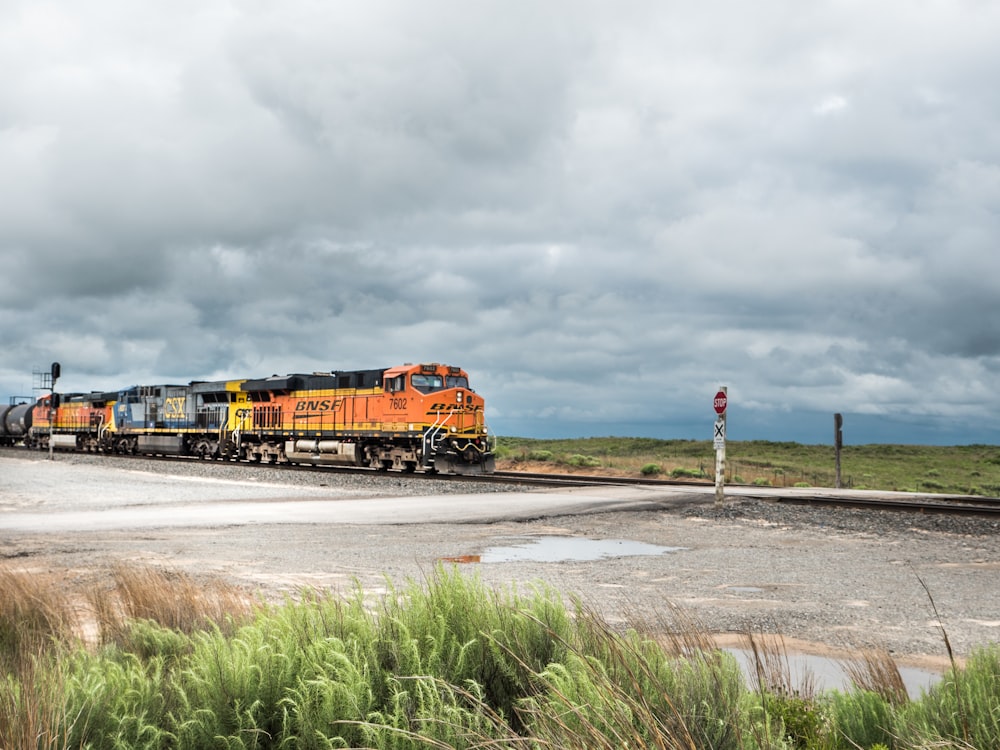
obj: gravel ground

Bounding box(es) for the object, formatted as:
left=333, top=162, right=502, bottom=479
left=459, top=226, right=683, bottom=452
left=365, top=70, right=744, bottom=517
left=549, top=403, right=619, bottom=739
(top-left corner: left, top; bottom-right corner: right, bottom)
left=3, top=449, right=999, bottom=671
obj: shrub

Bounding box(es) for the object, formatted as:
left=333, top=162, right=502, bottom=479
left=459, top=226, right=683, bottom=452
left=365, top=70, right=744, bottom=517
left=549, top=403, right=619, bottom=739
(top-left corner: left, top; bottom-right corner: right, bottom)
left=565, top=454, right=601, bottom=468
left=670, top=467, right=706, bottom=479
left=527, top=450, right=553, bottom=462
left=640, top=463, right=662, bottom=476
left=763, top=693, right=827, bottom=748
left=828, top=689, right=896, bottom=750
left=57, top=649, right=172, bottom=750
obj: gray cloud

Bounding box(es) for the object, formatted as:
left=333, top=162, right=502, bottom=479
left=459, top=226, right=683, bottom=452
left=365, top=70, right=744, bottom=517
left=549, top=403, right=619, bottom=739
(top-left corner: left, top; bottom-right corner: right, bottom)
left=2, top=1, right=1000, bottom=443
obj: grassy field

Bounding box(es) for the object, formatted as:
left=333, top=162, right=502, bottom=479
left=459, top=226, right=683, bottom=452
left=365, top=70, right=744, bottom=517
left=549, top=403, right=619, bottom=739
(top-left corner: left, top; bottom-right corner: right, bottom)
left=495, top=436, right=1000, bottom=495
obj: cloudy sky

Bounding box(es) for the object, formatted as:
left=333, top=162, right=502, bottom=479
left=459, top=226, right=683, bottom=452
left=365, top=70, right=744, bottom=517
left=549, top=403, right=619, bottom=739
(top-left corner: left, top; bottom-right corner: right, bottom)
left=2, top=1, right=999, bottom=445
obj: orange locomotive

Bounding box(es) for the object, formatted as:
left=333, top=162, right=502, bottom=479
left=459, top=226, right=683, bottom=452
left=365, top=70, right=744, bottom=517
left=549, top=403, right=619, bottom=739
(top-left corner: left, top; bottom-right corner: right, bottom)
left=25, top=362, right=495, bottom=475
left=28, top=392, right=114, bottom=452
left=238, top=363, right=494, bottom=474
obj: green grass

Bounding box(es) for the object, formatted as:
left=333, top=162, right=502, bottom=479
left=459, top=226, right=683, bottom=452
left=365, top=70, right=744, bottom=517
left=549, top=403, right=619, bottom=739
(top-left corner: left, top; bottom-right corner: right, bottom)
left=494, top=436, right=1000, bottom=495
left=4, top=563, right=1000, bottom=749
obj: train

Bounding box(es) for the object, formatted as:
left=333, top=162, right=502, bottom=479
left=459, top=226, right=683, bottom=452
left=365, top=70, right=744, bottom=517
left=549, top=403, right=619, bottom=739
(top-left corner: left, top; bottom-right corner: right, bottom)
left=2, top=362, right=495, bottom=475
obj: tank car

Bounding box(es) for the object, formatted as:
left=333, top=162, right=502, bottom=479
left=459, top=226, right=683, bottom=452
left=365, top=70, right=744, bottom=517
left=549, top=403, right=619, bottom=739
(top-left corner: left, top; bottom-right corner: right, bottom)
left=0, top=401, right=34, bottom=446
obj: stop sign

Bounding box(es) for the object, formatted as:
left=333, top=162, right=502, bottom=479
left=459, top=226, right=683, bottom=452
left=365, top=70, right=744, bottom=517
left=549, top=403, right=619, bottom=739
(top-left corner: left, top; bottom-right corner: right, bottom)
left=713, top=391, right=728, bottom=415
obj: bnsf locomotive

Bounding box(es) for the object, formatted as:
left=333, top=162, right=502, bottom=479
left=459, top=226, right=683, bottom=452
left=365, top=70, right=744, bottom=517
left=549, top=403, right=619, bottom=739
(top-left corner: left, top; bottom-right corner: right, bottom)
left=11, top=363, right=495, bottom=475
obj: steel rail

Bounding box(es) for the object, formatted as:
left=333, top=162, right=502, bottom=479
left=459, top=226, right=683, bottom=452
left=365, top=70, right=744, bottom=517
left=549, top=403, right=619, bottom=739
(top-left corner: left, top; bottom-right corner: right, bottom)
left=760, top=493, right=1000, bottom=517
left=5, top=447, right=1000, bottom=515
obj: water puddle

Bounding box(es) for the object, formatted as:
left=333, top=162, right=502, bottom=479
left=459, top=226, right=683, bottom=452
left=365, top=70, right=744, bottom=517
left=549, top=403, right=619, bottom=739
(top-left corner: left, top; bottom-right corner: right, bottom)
left=726, top=649, right=941, bottom=698
left=441, top=536, right=684, bottom=564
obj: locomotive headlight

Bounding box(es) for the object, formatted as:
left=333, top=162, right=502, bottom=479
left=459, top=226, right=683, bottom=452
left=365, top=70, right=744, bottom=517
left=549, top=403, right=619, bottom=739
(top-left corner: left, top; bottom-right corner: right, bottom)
left=456, top=391, right=463, bottom=403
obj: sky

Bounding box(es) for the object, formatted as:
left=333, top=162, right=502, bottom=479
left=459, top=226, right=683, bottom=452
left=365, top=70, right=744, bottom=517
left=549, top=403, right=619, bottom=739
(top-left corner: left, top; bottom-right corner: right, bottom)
left=2, top=1, right=999, bottom=446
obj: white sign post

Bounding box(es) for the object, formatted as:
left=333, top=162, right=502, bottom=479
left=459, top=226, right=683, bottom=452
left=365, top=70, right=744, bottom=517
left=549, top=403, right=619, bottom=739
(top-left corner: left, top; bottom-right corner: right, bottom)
left=713, top=387, right=727, bottom=503
left=713, top=418, right=726, bottom=449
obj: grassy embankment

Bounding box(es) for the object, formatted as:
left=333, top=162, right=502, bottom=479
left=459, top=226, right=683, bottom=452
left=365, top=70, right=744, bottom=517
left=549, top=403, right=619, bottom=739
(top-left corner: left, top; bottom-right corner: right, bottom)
left=495, top=436, right=1000, bottom=495
left=3, top=563, right=1000, bottom=749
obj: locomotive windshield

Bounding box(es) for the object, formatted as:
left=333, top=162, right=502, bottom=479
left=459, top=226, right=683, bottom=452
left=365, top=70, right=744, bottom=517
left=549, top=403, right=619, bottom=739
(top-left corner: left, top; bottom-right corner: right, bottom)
left=410, top=373, right=469, bottom=393
left=410, top=373, right=444, bottom=393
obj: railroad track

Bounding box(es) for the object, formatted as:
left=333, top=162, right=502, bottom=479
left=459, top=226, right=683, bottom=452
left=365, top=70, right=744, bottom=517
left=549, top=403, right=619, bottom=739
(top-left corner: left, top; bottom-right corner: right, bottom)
left=487, top=470, right=1000, bottom=520
left=0, top=446, right=702, bottom=488
left=495, top=471, right=1000, bottom=517
left=487, top=469, right=719, bottom=490
left=5, top=447, right=1000, bottom=517
left=760, top=491, right=1000, bottom=518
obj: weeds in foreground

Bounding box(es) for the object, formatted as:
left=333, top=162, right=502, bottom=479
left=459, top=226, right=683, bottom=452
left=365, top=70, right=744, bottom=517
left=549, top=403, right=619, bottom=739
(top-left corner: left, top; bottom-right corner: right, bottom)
left=90, top=563, right=258, bottom=648
left=2, top=562, right=1000, bottom=749
left=841, top=648, right=908, bottom=707
left=0, top=568, right=80, bottom=674
left=0, top=568, right=83, bottom=749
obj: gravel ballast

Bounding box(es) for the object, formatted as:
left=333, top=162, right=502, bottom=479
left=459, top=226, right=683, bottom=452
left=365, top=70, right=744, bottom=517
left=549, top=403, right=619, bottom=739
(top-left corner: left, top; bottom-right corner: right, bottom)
left=2, top=449, right=999, bottom=670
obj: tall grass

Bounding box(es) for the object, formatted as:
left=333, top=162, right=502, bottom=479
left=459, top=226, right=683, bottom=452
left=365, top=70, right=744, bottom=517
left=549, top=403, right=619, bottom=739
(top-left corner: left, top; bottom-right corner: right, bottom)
left=896, top=646, right=1000, bottom=749
left=521, top=606, right=762, bottom=749
left=840, top=648, right=908, bottom=707
left=0, top=568, right=83, bottom=749
left=0, top=568, right=80, bottom=673
left=3, top=563, right=1000, bottom=749
left=92, top=563, right=258, bottom=647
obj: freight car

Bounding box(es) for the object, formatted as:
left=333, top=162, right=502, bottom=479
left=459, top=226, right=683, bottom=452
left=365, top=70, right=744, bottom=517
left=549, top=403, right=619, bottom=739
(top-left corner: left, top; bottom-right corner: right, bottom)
left=24, top=362, right=494, bottom=475
left=0, top=401, right=34, bottom=446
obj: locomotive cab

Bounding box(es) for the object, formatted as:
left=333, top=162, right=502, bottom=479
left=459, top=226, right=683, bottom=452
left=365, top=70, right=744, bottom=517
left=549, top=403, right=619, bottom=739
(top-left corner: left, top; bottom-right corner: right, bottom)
left=27, top=392, right=112, bottom=452
left=381, top=363, right=494, bottom=474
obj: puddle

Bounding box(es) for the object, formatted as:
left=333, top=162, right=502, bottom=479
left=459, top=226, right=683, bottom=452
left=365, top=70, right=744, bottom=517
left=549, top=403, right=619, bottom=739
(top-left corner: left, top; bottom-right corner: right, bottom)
left=726, top=649, right=941, bottom=698
left=446, top=536, right=685, bottom=564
